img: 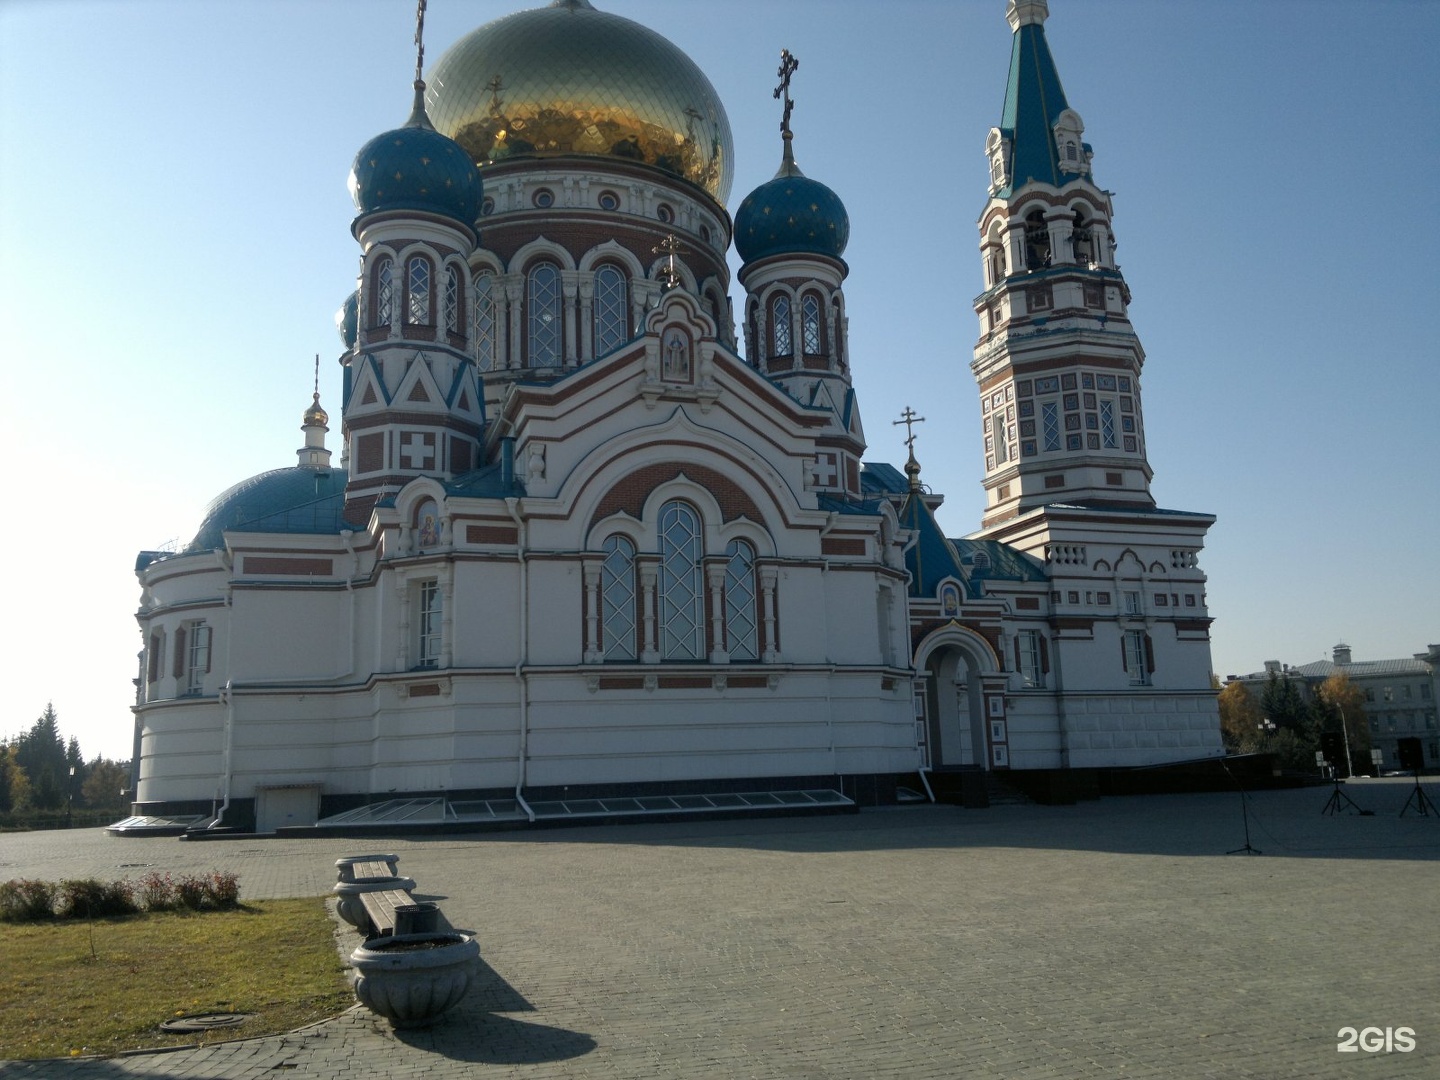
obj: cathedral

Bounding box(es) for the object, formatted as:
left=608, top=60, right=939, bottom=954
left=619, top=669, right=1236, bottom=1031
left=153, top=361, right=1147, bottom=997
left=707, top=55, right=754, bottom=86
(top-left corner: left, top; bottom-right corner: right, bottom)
left=122, top=0, right=1222, bottom=835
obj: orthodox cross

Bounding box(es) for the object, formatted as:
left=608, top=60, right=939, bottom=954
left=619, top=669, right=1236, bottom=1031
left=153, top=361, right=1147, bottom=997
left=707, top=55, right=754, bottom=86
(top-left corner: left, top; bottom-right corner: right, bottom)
left=313, top=354, right=320, bottom=398
left=773, top=49, right=798, bottom=138
left=414, top=0, right=428, bottom=86
left=486, top=74, right=505, bottom=112
left=893, top=406, right=925, bottom=454
left=652, top=233, right=688, bottom=290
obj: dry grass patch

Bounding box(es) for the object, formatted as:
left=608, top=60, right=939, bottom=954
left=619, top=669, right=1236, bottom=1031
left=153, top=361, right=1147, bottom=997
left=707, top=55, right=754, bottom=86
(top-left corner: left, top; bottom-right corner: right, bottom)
left=0, top=898, right=352, bottom=1060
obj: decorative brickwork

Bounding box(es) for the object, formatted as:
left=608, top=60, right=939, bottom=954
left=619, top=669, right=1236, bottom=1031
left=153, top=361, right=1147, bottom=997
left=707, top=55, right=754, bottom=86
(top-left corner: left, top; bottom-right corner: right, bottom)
left=588, top=463, right=763, bottom=534
left=242, top=557, right=334, bottom=576
left=467, top=525, right=519, bottom=545
left=820, top=538, right=866, bottom=556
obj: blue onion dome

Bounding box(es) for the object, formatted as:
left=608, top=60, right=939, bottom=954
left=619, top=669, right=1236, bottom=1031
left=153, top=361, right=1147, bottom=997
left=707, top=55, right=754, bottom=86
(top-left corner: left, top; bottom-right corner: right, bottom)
left=734, top=140, right=848, bottom=264
left=336, top=289, right=359, bottom=349
left=187, top=467, right=349, bottom=553
left=349, top=85, right=484, bottom=230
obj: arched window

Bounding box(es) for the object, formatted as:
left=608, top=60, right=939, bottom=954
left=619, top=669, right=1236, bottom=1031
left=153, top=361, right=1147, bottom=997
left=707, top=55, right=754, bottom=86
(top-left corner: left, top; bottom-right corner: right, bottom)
left=443, top=266, right=460, bottom=335
left=527, top=261, right=562, bottom=366
left=601, top=535, right=637, bottom=661
left=801, top=294, right=822, bottom=355
left=375, top=257, right=394, bottom=326
left=1024, top=210, right=1050, bottom=271
left=658, top=501, right=704, bottom=661
left=771, top=294, right=792, bottom=357
left=593, top=264, right=628, bottom=356
left=473, top=271, right=496, bottom=371
left=724, top=540, right=757, bottom=661
left=406, top=256, right=431, bottom=324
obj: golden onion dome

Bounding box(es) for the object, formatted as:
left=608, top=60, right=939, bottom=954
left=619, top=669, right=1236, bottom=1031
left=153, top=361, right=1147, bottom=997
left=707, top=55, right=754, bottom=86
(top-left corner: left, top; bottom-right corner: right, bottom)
left=424, top=0, right=733, bottom=203
left=303, top=393, right=329, bottom=428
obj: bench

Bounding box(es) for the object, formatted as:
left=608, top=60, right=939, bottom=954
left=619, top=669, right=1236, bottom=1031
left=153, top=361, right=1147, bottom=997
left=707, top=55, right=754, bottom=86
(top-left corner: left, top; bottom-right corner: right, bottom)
left=335, top=853, right=400, bottom=884
left=358, top=886, right=439, bottom=938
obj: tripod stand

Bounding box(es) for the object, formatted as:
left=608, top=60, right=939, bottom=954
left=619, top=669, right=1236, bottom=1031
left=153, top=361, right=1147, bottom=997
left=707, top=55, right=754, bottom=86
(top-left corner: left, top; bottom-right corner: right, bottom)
left=1400, top=770, right=1437, bottom=818
left=1223, top=761, right=1261, bottom=854
left=1320, top=772, right=1366, bottom=816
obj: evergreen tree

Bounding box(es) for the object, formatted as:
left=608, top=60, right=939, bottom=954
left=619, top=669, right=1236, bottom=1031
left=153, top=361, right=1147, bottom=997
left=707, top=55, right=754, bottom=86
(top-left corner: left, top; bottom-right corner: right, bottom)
left=0, top=744, right=11, bottom=813
left=1259, top=672, right=1309, bottom=731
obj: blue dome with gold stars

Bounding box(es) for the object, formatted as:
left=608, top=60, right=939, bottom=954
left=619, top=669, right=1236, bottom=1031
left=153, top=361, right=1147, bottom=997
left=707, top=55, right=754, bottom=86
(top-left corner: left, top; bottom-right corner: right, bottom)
left=734, top=144, right=848, bottom=265
left=349, top=93, right=483, bottom=231
left=336, top=289, right=359, bottom=349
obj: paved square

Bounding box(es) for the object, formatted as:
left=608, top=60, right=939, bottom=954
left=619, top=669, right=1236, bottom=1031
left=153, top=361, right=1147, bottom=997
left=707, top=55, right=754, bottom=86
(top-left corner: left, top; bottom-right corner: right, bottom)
left=1, top=779, right=1436, bottom=1078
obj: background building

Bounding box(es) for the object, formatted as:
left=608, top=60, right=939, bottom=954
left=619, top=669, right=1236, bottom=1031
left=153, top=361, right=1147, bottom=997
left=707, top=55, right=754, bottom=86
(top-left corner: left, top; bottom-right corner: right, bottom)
left=123, top=0, right=1223, bottom=834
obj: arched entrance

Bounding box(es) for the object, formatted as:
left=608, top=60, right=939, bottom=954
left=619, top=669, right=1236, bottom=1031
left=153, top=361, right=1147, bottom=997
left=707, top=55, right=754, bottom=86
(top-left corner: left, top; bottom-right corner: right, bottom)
left=914, top=627, right=1003, bottom=771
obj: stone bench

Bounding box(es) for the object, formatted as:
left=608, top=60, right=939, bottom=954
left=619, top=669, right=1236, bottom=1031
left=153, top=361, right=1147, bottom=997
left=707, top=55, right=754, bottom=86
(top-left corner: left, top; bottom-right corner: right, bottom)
left=335, top=853, right=400, bottom=884
left=358, top=886, right=440, bottom=938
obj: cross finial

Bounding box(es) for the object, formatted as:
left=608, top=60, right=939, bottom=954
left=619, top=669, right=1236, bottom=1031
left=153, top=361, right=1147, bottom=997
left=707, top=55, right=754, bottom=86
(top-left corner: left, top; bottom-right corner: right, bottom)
left=414, top=0, right=428, bottom=87
left=486, top=74, right=505, bottom=112
left=652, top=233, right=688, bottom=291
left=774, top=49, right=799, bottom=140
left=893, top=406, right=925, bottom=453
left=894, top=406, right=926, bottom=490
left=313, top=353, right=320, bottom=398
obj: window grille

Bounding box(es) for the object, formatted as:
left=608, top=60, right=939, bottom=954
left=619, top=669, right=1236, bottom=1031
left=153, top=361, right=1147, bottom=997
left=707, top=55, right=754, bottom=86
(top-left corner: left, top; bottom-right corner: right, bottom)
left=801, top=294, right=822, bottom=355
left=473, top=272, right=496, bottom=370
left=527, top=262, right=561, bottom=365
left=376, top=258, right=393, bottom=326
left=407, top=257, right=430, bottom=324
left=600, top=536, right=637, bottom=661
left=771, top=295, right=792, bottom=356
left=724, top=540, right=758, bottom=660
left=444, top=266, right=460, bottom=334
left=593, top=265, right=628, bottom=356
left=658, top=501, right=704, bottom=660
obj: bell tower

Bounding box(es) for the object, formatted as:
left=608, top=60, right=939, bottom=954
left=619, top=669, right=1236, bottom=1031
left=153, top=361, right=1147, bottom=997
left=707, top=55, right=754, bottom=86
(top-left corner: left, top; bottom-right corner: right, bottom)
left=972, top=0, right=1151, bottom=529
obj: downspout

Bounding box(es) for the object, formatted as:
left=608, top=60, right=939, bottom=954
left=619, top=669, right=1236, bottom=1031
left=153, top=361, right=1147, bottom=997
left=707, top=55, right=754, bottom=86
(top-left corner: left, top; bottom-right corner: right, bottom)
left=212, top=578, right=236, bottom=828
left=505, top=475, right=536, bottom=823
left=1051, top=630, right=1071, bottom=769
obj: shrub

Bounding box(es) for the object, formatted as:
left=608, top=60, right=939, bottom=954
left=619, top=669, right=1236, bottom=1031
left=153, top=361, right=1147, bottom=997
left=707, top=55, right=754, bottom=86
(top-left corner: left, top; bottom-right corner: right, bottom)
left=136, top=871, right=177, bottom=911
left=207, top=870, right=241, bottom=909
left=56, top=878, right=139, bottom=919
left=175, top=874, right=210, bottom=911
left=0, top=879, right=56, bottom=921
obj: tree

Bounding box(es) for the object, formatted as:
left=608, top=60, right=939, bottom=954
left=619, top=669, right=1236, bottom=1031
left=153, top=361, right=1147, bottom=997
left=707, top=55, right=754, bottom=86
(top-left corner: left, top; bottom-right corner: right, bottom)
left=1313, top=671, right=1371, bottom=774
left=1, top=746, right=32, bottom=810
left=1218, top=681, right=1264, bottom=752
left=81, top=758, right=131, bottom=811
left=13, top=704, right=66, bottom=791
left=1259, top=672, right=1310, bottom=732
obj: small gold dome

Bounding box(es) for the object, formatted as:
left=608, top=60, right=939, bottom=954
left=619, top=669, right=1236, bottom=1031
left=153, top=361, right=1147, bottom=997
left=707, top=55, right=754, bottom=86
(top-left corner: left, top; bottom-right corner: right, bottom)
left=425, top=0, right=733, bottom=203
left=303, top=393, right=329, bottom=428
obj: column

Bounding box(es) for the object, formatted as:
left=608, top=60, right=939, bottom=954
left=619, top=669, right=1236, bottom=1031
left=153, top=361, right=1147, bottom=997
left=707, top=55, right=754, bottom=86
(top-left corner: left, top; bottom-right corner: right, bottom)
left=582, top=562, right=602, bottom=663
left=707, top=563, right=728, bottom=664
left=639, top=561, right=660, bottom=664
left=760, top=565, right=779, bottom=663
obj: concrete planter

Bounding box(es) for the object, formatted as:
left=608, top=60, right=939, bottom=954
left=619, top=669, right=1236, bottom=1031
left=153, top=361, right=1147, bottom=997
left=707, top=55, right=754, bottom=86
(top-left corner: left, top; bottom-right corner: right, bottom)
left=350, top=931, right=480, bottom=1028
left=332, top=875, right=417, bottom=928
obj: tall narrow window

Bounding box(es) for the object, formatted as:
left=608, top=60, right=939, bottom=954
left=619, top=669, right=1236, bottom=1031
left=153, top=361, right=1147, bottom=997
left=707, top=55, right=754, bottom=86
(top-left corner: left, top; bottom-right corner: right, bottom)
left=1123, top=629, right=1150, bottom=686
left=992, top=414, right=1008, bottom=465
left=723, top=540, right=757, bottom=661
left=375, top=257, right=394, bottom=326
left=444, top=266, right=460, bottom=334
left=527, top=261, right=561, bottom=366
left=1100, top=400, right=1116, bottom=448
left=184, top=623, right=212, bottom=695
left=801, top=294, right=822, bottom=355
left=417, top=580, right=442, bottom=669
left=1123, top=590, right=1142, bottom=615
left=1024, top=210, right=1050, bottom=270
left=600, top=536, right=637, bottom=661
left=658, top=501, right=704, bottom=661
left=473, top=271, right=496, bottom=370
left=771, top=295, right=792, bottom=357
left=593, top=264, right=628, bottom=356
left=1017, top=630, right=1042, bottom=688
left=1041, top=401, right=1060, bottom=451
left=406, top=257, right=431, bottom=324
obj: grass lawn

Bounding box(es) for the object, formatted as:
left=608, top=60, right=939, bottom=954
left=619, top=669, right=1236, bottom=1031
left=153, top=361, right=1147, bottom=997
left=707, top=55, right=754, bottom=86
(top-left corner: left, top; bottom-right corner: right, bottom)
left=0, top=899, right=353, bottom=1060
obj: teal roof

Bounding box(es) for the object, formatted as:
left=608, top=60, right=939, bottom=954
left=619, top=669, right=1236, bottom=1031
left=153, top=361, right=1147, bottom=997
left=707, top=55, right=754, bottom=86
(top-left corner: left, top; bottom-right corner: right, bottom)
left=859, top=461, right=909, bottom=496
left=336, top=290, right=358, bottom=350
left=734, top=143, right=849, bottom=265
left=951, top=538, right=1048, bottom=583
left=187, top=467, right=350, bottom=552
left=444, top=460, right=525, bottom=499
left=349, top=99, right=483, bottom=232
left=899, top=486, right=969, bottom=599
left=996, top=19, right=1082, bottom=195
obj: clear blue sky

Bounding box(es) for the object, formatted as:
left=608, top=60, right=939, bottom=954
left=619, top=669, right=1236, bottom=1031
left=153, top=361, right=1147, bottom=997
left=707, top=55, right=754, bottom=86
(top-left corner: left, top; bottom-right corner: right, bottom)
left=2, top=0, right=1436, bottom=760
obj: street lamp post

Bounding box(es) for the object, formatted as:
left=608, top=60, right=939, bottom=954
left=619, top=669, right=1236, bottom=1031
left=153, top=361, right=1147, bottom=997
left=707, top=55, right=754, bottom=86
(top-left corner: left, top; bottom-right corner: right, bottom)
left=66, top=765, right=75, bottom=828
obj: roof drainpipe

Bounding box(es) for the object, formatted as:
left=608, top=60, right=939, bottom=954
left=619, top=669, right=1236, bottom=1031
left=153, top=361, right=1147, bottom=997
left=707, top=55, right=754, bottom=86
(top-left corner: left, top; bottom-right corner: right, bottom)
left=212, top=580, right=236, bottom=829
left=505, top=494, right=536, bottom=823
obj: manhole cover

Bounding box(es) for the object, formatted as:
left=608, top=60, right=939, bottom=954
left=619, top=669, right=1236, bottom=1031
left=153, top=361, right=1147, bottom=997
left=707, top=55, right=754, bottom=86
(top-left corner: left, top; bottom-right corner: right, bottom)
left=158, top=1013, right=253, bottom=1033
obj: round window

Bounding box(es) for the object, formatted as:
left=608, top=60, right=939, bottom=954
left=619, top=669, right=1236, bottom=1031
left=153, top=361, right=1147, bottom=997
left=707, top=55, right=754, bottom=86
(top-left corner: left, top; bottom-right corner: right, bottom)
left=656, top=203, right=674, bottom=224
left=533, top=189, right=554, bottom=209
left=700, top=224, right=712, bottom=243
left=481, top=197, right=495, bottom=216
left=598, top=191, right=620, bottom=211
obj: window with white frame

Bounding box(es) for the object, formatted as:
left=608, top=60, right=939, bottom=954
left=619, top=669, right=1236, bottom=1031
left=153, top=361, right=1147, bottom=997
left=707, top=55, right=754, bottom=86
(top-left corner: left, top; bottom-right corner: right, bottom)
left=600, top=536, right=637, bottom=661
left=375, top=257, right=394, bottom=326
left=724, top=540, right=758, bottom=660
left=771, top=295, right=792, bottom=357
left=1100, top=400, right=1116, bottom=448
left=407, top=257, right=431, bottom=324
left=1041, top=401, right=1060, bottom=451
left=1123, top=629, right=1149, bottom=686
left=801, top=294, right=822, bottom=355
left=444, top=265, right=460, bottom=334
left=527, top=261, right=562, bottom=366
left=1123, top=590, right=1142, bottom=615
left=416, top=580, right=442, bottom=669
left=593, top=264, right=628, bottom=356
left=182, top=623, right=211, bottom=694
left=658, top=501, right=704, bottom=660
left=1017, top=630, right=1043, bottom=688
left=473, top=271, right=496, bottom=370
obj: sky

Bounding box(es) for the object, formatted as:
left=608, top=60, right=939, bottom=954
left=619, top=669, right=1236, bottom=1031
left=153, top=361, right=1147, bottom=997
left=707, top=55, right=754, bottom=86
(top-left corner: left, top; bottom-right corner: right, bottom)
left=1, top=0, right=1436, bottom=761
